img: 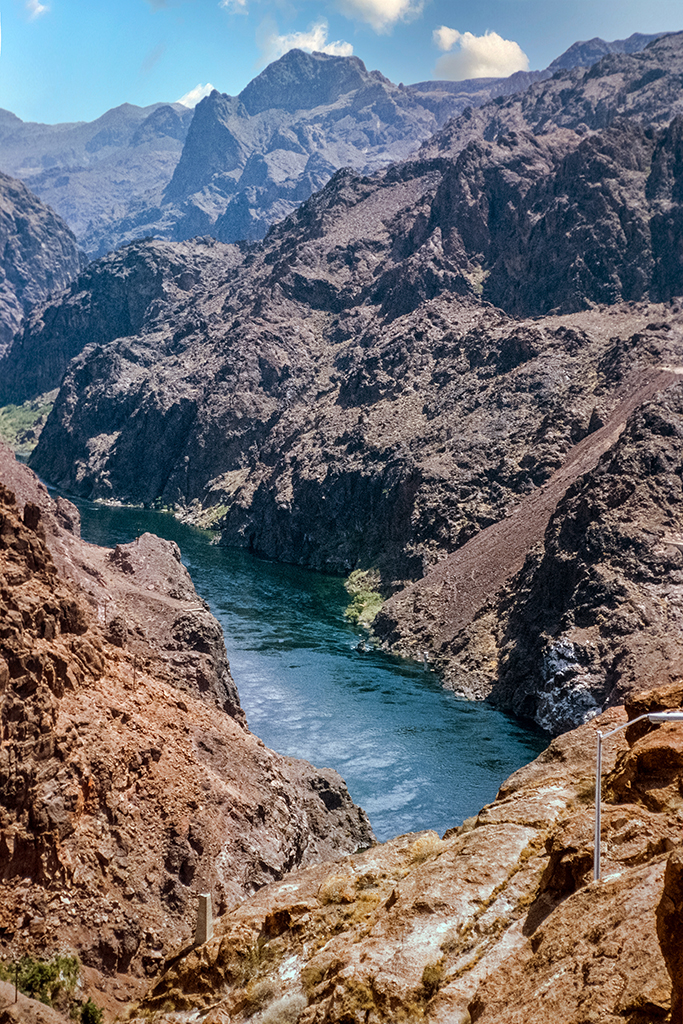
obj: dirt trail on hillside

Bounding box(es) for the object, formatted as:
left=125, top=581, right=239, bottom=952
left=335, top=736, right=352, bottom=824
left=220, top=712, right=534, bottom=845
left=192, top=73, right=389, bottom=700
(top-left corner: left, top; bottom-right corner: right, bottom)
left=375, top=367, right=682, bottom=656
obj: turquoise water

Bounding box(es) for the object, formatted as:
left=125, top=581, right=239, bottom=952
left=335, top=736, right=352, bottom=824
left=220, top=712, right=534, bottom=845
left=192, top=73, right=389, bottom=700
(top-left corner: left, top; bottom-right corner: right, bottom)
left=74, top=500, right=547, bottom=841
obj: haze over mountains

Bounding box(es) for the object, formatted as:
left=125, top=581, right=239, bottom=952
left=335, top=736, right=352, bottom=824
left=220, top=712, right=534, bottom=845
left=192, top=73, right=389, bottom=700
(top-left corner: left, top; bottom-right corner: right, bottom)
left=0, top=32, right=663, bottom=258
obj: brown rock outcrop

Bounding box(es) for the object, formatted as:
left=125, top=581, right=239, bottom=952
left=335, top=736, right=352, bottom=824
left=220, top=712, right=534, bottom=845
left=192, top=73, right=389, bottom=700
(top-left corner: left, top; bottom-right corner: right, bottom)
left=128, top=686, right=683, bottom=1023
left=0, top=980, right=71, bottom=1023
left=0, top=447, right=373, bottom=1018
left=658, top=848, right=683, bottom=1023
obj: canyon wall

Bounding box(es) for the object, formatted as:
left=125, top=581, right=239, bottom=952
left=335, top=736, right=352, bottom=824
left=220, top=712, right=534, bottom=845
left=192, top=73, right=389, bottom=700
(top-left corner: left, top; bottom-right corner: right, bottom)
left=0, top=445, right=372, bottom=1017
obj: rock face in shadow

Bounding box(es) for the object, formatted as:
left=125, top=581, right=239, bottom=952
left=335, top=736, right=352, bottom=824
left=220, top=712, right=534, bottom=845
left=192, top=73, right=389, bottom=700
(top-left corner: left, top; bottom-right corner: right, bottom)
left=657, top=846, right=683, bottom=1022
left=0, top=171, right=83, bottom=356
left=490, top=387, right=683, bottom=730
left=373, top=371, right=683, bottom=734
left=127, top=683, right=683, bottom=1024
left=0, top=236, right=241, bottom=404
left=0, top=445, right=373, bottom=1017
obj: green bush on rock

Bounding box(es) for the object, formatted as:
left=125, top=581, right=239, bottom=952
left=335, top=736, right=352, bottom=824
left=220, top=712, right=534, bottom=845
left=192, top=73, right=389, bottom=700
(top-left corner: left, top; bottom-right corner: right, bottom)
left=0, top=953, right=103, bottom=1020
left=344, top=569, right=383, bottom=627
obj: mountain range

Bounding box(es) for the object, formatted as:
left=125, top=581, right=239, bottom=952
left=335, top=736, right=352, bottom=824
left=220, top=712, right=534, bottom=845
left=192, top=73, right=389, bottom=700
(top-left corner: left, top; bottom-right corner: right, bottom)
left=4, top=31, right=678, bottom=737
left=0, top=32, right=663, bottom=258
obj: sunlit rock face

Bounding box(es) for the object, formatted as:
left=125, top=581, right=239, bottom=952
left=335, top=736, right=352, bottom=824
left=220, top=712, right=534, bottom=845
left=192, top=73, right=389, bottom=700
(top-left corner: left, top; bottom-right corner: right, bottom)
left=0, top=444, right=373, bottom=1016
left=129, top=684, right=683, bottom=1024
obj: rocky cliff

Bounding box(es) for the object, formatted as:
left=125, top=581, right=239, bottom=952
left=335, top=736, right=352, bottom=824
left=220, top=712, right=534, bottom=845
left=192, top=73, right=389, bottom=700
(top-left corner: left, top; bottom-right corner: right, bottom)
left=546, top=30, right=666, bottom=71
left=126, top=680, right=683, bottom=1024
left=0, top=102, right=193, bottom=259
left=0, top=172, right=83, bottom=357
left=372, top=364, right=683, bottom=734
left=0, top=236, right=241, bottom=404
left=1, top=33, right=679, bottom=739
left=0, top=444, right=372, bottom=1018
left=92, top=33, right=680, bottom=253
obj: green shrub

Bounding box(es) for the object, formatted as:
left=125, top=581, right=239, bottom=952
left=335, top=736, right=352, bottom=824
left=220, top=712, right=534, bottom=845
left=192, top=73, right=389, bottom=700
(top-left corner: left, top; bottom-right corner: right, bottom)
left=80, top=997, right=104, bottom=1023
left=17, top=953, right=79, bottom=1005
left=0, top=390, right=57, bottom=455
left=0, top=953, right=83, bottom=1012
left=344, top=569, right=383, bottom=627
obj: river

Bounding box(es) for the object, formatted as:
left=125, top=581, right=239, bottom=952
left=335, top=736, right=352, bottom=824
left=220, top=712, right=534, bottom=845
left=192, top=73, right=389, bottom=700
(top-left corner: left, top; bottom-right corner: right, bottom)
left=74, top=499, right=547, bottom=842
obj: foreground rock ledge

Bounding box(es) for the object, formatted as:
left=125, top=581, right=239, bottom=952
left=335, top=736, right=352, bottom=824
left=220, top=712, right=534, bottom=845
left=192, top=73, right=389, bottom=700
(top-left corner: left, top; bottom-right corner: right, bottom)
left=128, top=682, right=683, bottom=1024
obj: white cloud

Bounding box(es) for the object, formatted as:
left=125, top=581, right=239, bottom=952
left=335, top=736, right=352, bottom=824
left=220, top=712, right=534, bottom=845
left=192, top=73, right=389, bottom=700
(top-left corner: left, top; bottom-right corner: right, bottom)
left=433, top=26, right=459, bottom=52
left=26, top=0, right=49, bottom=18
left=336, top=0, right=422, bottom=33
left=433, top=28, right=529, bottom=80
left=177, top=83, right=217, bottom=107
left=259, top=19, right=353, bottom=65
left=219, top=0, right=248, bottom=13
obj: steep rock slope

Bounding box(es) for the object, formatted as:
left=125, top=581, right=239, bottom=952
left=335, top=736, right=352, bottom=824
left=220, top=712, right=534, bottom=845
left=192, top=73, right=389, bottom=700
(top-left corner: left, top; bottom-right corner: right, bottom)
left=0, top=102, right=193, bottom=258
left=423, top=31, right=683, bottom=160
left=19, top=34, right=683, bottom=732
left=0, top=446, right=372, bottom=1017
left=0, top=236, right=242, bottom=404
left=25, top=77, right=683, bottom=571
left=492, top=385, right=683, bottom=729
left=373, top=366, right=683, bottom=732
left=124, top=34, right=680, bottom=251
left=127, top=682, right=683, bottom=1024
left=0, top=172, right=83, bottom=356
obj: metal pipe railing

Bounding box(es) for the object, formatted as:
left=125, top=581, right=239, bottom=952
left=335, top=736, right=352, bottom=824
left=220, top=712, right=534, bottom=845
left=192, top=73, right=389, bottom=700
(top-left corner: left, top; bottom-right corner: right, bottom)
left=593, top=709, right=683, bottom=881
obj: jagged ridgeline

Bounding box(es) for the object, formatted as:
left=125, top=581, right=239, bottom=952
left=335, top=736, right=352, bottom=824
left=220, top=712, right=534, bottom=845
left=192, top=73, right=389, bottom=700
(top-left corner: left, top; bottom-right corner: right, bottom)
left=0, top=50, right=545, bottom=259
left=1, top=32, right=683, bottom=735
left=0, top=33, right=661, bottom=259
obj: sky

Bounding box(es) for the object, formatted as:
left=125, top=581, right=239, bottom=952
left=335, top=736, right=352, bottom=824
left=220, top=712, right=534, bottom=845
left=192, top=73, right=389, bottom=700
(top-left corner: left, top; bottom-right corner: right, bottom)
left=0, top=0, right=681, bottom=125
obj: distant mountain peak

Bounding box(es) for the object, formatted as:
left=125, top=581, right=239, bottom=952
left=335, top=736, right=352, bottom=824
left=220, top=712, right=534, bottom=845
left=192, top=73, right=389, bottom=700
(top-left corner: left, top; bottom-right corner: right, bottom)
left=238, top=49, right=373, bottom=116
left=548, top=30, right=668, bottom=71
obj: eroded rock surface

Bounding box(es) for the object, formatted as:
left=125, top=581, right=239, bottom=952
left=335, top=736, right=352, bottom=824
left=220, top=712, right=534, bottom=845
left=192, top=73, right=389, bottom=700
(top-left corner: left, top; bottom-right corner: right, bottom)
left=128, top=683, right=683, bottom=1024
left=7, top=34, right=683, bottom=738
left=0, top=447, right=372, bottom=1018
left=0, top=171, right=83, bottom=356
left=374, top=374, right=683, bottom=733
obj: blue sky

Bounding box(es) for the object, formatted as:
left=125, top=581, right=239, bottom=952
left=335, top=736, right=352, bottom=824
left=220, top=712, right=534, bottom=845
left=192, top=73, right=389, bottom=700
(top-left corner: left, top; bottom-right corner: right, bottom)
left=0, top=0, right=681, bottom=124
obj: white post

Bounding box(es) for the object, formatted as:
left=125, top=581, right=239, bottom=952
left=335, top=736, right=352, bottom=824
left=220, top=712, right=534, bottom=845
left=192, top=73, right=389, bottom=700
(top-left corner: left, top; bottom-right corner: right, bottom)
left=593, top=731, right=602, bottom=881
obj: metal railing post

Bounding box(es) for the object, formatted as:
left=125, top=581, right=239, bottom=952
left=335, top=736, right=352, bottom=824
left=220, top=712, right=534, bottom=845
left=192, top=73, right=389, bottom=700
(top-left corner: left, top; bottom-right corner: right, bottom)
left=593, top=709, right=683, bottom=882
left=593, top=730, right=602, bottom=881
